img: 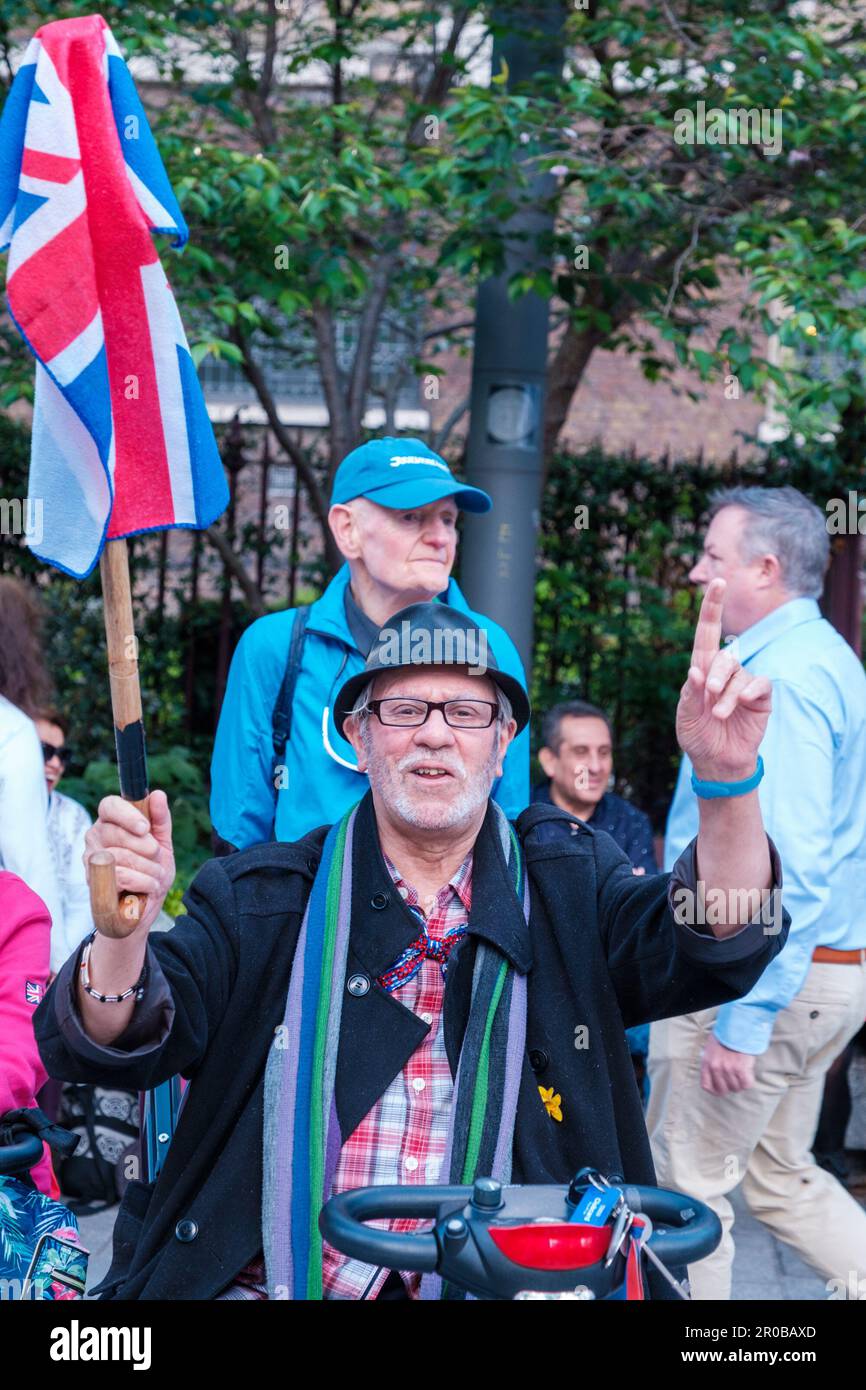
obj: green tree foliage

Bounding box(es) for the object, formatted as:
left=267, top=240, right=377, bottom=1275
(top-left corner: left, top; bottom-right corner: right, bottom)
left=62, top=747, right=212, bottom=916
left=4, top=1, right=863, bottom=580
left=3, top=0, right=513, bottom=575
left=2, top=4, right=864, bottom=882
left=438, top=1, right=866, bottom=456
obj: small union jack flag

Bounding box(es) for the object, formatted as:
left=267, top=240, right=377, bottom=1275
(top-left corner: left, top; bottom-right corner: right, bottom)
left=0, top=14, right=228, bottom=578
left=25, top=979, right=45, bottom=1005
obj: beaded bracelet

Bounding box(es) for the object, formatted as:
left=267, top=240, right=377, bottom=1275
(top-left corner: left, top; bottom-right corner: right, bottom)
left=79, top=931, right=147, bottom=1003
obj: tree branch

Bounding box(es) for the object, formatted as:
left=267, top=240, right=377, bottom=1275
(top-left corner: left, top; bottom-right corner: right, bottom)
left=421, top=319, right=475, bottom=340
left=259, top=0, right=279, bottom=104
left=543, top=319, right=606, bottom=461
left=205, top=523, right=267, bottom=616
left=228, top=324, right=331, bottom=545
left=408, top=7, right=474, bottom=143
left=310, top=304, right=352, bottom=468
left=431, top=394, right=470, bottom=453
left=662, top=212, right=705, bottom=317
left=658, top=0, right=701, bottom=53
left=347, top=246, right=402, bottom=434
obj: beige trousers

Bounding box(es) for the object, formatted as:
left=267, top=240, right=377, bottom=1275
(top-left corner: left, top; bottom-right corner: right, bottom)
left=647, top=958, right=866, bottom=1300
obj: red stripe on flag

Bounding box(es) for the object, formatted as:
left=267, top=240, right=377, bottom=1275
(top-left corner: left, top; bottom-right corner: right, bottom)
left=8, top=211, right=100, bottom=362
left=21, top=148, right=82, bottom=184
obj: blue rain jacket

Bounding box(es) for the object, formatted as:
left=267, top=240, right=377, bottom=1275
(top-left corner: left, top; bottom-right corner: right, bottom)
left=210, top=564, right=530, bottom=847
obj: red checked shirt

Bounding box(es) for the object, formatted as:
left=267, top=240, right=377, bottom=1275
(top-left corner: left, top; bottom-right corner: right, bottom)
left=214, top=851, right=473, bottom=1302
left=322, top=850, right=473, bottom=1300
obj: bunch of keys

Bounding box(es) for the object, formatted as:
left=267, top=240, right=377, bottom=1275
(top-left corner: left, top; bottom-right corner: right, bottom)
left=567, top=1169, right=633, bottom=1263
left=606, top=1206, right=691, bottom=1299
left=604, top=1196, right=634, bottom=1269
left=566, top=1168, right=692, bottom=1299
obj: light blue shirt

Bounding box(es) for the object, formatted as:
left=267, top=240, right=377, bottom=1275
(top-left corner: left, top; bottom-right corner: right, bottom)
left=665, top=598, right=866, bottom=1054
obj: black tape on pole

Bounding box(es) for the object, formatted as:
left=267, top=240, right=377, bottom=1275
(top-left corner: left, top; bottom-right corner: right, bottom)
left=114, top=720, right=149, bottom=803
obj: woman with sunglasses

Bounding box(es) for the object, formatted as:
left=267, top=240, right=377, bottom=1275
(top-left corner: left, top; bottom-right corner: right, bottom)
left=0, top=578, right=65, bottom=970
left=34, top=711, right=94, bottom=964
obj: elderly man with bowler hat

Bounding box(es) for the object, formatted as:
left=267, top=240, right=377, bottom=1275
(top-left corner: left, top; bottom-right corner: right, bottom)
left=35, top=583, right=787, bottom=1300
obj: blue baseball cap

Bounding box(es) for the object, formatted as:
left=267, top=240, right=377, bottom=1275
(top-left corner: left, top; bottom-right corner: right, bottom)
left=329, top=436, right=492, bottom=513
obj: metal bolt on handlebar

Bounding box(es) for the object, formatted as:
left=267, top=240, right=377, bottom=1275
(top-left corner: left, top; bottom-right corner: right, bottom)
left=472, top=1177, right=503, bottom=1210
left=444, top=1217, right=469, bottom=1248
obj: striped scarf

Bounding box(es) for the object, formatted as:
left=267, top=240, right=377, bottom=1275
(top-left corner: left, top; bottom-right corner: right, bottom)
left=262, top=800, right=528, bottom=1301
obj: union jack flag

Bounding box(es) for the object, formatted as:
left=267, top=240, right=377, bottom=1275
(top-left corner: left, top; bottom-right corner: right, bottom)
left=25, top=979, right=45, bottom=1005
left=0, top=15, right=228, bottom=578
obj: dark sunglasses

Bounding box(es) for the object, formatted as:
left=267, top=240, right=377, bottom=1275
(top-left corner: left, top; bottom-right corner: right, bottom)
left=41, top=740, right=73, bottom=766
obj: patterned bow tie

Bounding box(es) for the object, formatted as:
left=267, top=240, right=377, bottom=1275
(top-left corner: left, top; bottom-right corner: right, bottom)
left=377, top=923, right=467, bottom=993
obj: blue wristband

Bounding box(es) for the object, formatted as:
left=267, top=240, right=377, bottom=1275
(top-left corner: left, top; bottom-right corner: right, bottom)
left=691, top=755, right=764, bottom=799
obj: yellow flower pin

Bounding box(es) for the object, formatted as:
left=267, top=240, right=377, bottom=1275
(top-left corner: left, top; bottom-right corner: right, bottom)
left=538, top=1085, right=563, bottom=1122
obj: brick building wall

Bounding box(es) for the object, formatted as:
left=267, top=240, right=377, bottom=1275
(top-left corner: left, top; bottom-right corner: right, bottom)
left=422, top=276, right=769, bottom=462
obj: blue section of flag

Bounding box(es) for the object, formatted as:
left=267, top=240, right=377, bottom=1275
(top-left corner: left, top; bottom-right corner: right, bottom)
left=12, top=188, right=48, bottom=233
left=177, top=343, right=223, bottom=525
left=61, top=345, right=113, bottom=464
left=0, top=59, right=36, bottom=245
left=106, top=53, right=188, bottom=246
left=28, top=362, right=112, bottom=579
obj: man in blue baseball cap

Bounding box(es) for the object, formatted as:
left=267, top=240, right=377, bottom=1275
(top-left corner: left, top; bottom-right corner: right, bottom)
left=210, top=437, right=529, bottom=849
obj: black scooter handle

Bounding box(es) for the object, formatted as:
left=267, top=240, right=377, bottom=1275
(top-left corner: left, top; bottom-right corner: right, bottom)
left=0, top=1132, right=45, bottom=1176
left=321, top=1180, right=721, bottom=1283
left=321, top=1183, right=466, bottom=1271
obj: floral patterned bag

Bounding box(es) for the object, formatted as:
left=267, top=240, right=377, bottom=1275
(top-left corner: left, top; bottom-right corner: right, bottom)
left=0, top=1175, right=89, bottom=1299
left=0, top=1108, right=89, bottom=1300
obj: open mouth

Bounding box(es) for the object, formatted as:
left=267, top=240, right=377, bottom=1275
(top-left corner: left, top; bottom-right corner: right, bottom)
left=410, top=766, right=453, bottom=780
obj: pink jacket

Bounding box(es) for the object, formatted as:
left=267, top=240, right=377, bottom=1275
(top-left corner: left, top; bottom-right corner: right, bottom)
left=0, top=870, right=53, bottom=1195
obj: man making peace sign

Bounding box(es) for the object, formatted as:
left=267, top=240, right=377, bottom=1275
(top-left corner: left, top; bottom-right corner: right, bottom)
left=36, top=587, right=787, bottom=1301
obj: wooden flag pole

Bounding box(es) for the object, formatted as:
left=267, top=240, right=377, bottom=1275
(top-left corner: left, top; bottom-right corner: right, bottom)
left=88, top=537, right=151, bottom=936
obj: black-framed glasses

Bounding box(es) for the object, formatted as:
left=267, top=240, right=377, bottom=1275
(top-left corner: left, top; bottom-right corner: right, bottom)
left=41, top=741, right=73, bottom=765
left=368, top=698, right=498, bottom=729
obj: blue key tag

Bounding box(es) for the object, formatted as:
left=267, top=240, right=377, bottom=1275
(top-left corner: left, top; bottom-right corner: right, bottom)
left=570, top=1185, right=620, bottom=1225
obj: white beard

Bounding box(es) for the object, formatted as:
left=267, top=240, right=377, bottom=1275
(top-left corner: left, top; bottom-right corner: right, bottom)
left=362, top=733, right=502, bottom=833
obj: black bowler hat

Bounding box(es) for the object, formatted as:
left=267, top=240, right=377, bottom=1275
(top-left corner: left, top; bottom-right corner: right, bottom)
left=334, top=602, right=530, bottom=736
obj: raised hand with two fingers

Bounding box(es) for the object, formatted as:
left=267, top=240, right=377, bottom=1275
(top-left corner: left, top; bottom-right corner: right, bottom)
left=676, top=578, right=772, bottom=782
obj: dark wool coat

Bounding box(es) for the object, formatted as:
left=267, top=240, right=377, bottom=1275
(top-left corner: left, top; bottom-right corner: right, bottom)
left=34, top=794, right=787, bottom=1300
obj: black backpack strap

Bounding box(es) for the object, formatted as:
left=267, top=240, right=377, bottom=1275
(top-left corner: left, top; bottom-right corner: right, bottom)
left=271, top=605, right=310, bottom=786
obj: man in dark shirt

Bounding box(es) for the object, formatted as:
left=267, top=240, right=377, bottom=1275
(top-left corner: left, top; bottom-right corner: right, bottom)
left=532, top=700, right=657, bottom=873
left=533, top=700, right=659, bottom=1091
